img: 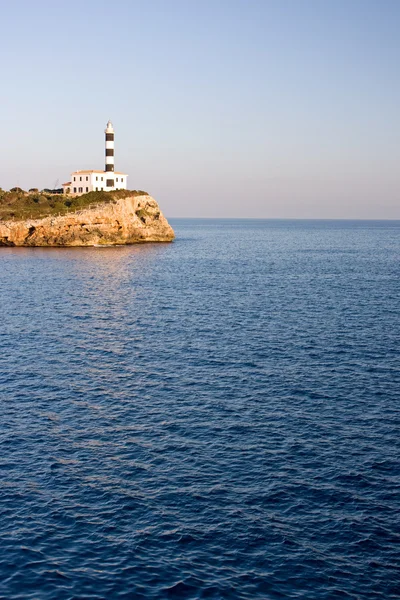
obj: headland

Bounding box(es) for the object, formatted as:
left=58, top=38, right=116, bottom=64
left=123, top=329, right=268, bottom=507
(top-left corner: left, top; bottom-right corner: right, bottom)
left=0, top=189, right=174, bottom=247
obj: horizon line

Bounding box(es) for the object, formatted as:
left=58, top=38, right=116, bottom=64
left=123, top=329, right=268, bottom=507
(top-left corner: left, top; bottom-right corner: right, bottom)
left=166, top=216, right=400, bottom=221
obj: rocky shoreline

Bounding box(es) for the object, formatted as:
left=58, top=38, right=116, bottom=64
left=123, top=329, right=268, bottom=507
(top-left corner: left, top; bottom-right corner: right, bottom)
left=0, top=194, right=174, bottom=247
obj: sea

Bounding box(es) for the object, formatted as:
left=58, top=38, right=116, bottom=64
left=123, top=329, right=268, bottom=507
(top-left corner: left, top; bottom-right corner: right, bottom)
left=0, top=219, right=399, bottom=600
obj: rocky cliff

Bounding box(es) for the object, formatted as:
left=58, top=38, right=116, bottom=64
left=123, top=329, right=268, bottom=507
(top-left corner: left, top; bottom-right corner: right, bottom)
left=0, top=194, right=174, bottom=247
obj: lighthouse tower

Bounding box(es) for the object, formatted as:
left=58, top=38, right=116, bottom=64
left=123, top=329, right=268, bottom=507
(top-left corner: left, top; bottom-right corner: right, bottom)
left=63, top=120, right=128, bottom=195
left=105, top=120, right=115, bottom=173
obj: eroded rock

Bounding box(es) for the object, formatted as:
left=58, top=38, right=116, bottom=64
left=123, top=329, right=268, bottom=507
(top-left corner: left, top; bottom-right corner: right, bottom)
left=0, top=195, right=174, bottom=247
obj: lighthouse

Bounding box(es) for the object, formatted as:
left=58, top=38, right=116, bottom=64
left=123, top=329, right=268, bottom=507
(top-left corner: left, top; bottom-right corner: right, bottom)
left=63, top=120, right=128, bottom=195
left=105, top=120, right=115, bottom=173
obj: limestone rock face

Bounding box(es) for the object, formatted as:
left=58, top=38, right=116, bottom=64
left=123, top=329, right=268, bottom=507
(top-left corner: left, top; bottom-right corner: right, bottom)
left=0, top=195, right=174, bottom=247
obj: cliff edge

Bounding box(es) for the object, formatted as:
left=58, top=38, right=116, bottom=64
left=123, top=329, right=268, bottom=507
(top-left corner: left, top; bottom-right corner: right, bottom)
left=0, top=194, right=174, bottom=247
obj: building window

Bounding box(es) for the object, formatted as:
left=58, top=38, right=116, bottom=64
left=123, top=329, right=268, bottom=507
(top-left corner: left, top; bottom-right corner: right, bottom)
left=80, top=177, right=82, bottom=181
left=73, top=177, right=76, bottom=181
left=73, top=187, right=76, bottom=193
left=96, top=176, right=98, bottom=181
left=101, top=177, right=103, bottom=181
left=96, top=187, right=98, bottom=191
left=86, top=187, right=88, bottom=192
left=86, top=177, right=88, bottom=181
left=106, top=179, right=114, bottom=187
left=116, top=178, right=118, bottom=182
left=78, top=187, right=83, bottom=193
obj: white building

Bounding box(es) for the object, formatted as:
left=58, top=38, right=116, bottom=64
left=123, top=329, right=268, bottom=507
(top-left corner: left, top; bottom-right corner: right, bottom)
left=65, top=170, right=128, bottom=195
left=63, top=120, right=128, bottom=195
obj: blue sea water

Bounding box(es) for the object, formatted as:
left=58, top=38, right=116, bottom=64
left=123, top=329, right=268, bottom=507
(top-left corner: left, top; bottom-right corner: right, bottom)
left=0, top=219, right=399, bottom=600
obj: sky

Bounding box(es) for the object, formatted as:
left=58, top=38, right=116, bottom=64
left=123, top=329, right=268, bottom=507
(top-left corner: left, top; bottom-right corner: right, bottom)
left=1, top=0, right=399, bottom=218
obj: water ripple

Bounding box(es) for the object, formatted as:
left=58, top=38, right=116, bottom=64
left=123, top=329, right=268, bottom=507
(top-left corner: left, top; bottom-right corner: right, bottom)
left=0, top=220, right=399, bottom=599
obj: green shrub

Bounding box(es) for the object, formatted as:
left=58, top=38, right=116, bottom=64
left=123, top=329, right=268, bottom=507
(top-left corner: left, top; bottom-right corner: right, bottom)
left=0, top=189, right=150, bottom=221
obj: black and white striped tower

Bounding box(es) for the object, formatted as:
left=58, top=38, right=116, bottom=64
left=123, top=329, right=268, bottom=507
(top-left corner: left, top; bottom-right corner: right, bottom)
left=105, top=120, right=115, bottom=173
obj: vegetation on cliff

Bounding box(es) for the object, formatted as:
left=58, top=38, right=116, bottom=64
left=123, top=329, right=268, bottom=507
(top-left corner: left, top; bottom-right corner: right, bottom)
left=0, top=189, right=149, bottom=221
left=0, top=193, right=174, bottom=247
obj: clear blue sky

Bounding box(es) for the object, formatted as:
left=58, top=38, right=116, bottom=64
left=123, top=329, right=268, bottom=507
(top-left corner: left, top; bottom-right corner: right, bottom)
left=1, top=0, right=399, bottom=217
